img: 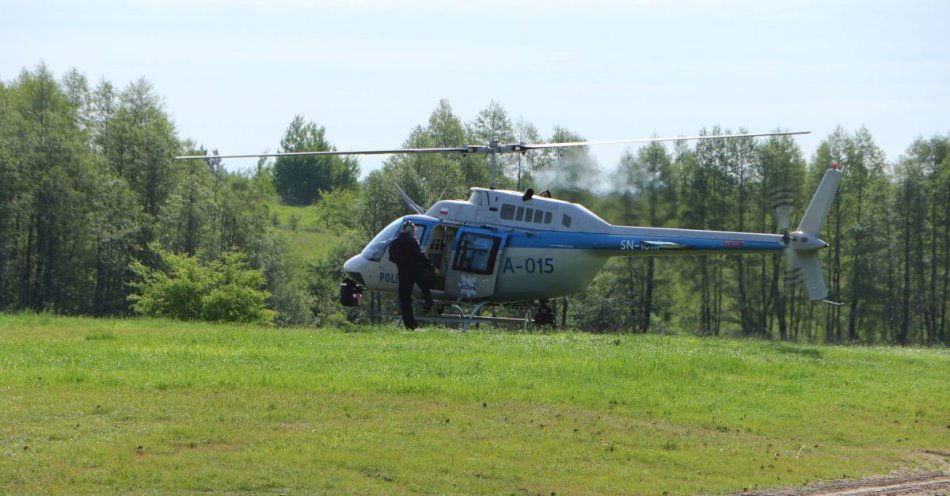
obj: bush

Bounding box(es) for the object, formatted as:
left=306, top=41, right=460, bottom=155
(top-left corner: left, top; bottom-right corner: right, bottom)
left=129, top=250, right=275, bottom=325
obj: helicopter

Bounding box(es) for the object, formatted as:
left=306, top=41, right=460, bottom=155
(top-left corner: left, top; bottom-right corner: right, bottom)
left=178, top=131, right=842, bottom=330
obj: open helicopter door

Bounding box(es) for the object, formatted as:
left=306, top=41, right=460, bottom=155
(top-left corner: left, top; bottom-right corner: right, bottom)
left=444, top=226, right=508, bottom=301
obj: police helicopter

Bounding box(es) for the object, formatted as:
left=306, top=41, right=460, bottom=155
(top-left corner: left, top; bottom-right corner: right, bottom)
left=178, top=131, right=842, bottom=330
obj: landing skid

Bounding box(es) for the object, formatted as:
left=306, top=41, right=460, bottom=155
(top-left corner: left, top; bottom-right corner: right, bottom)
left=397, top=302, right=535, bottom=332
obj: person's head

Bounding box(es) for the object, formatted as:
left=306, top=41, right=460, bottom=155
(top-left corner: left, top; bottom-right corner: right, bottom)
left=401, top=221, right=415, bottom=234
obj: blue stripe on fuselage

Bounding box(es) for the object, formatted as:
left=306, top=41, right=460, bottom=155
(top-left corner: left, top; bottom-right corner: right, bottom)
left=401, top=215, right=782, bottom=253
left=504, top=230, right=781, bottom=252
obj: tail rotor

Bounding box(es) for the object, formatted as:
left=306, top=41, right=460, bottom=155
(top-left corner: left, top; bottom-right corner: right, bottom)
left=769, top=184, right=798, bottom=298
left=769, top=184, right=793, bottom=235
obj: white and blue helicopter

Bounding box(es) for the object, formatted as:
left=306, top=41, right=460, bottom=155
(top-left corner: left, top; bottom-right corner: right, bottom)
left=182, top=131, right=841, bottom=330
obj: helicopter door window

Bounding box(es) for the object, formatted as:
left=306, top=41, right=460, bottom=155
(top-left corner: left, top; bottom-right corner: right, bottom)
left=515, top=206, right=525, bottom=221
left=500, top=204, right=515, bottom=220
left=543, top=211, right=552, bottom=224
left=533, top=209, right=544, bottom=223
left=561, top=214, right=572, bottom=228
left=453, top=233, right=500, bottom=275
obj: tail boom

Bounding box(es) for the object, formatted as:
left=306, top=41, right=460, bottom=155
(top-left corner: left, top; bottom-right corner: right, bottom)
left=602, top=226, right=784, bottom=256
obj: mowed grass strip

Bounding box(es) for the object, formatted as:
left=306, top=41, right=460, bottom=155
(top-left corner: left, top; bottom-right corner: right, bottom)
left=0, top=314, right=946, bottom=495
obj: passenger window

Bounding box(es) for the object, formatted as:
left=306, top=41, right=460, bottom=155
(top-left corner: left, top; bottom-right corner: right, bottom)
left=500, top=204, right=515, bottom=220
left=543, top=211, right=552, bottom=224
left=533, top=209, right=544, bottom=223
left=453, top=233, right=500, bottom=274
left=523, top=208, right=533, bottom=222
left=562, top=214, right=572, bottom=228
left=515, top=206, right=524, bottom=221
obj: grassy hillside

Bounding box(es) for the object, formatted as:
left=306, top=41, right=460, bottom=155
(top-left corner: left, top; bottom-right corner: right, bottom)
left=0, top=315, right=946, bottom=495
left=269, top=201, right=341, bottom=263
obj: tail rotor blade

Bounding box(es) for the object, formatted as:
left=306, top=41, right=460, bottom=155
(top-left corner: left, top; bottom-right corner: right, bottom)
left=776, top=205, right=791, bottom=233
left=784, top=244, right=801, bottom=297
left=769, top=184, right=794, bottom=233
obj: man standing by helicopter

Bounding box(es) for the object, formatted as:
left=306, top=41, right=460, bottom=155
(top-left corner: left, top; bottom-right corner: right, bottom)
left=388, top=221, right=437, bottom=330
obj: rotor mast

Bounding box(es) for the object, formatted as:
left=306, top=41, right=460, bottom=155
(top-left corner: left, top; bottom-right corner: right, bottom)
left=489, top=139, right=498, bottom=188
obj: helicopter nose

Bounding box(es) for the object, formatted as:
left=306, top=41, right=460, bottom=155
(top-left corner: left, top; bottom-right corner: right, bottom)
left=343, top=255, right=360, bottom=273
left=343, top=255, right=367, bottom=285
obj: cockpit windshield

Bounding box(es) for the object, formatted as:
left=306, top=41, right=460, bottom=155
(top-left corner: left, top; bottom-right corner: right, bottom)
left=360, top=218, right=403, bottom=262
left=360, top=218, right=428, bottom=262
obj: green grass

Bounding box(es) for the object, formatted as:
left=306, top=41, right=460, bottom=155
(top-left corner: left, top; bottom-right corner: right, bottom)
left=1, top=314, right=947, bottom=495
left=268, top=201, right=341, bottom=262
left=270, top=201, right=323, bottom=228
left=279, top=228, right=341, bottom=262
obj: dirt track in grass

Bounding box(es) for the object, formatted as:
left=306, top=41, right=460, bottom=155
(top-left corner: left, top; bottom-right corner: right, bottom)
left=737, top=451, right=949, bottom=496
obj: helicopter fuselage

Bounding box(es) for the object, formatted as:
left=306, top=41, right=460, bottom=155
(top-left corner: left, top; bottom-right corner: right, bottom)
left=343, top=187, right=789, bottom=304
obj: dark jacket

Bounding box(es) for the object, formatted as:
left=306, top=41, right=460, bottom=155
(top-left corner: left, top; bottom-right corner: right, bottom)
left=388, top=232, right=434, bottom=274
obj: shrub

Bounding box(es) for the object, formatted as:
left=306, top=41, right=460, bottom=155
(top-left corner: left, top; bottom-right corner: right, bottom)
left=129, top=250, right=275, bottom=325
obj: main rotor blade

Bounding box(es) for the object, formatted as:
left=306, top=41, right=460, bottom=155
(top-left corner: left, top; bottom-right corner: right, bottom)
left=175, top=146, right=471, bottom=160
left=519, top=130, right=810, bottom=151
left=174, top=130, right=809, bottom=160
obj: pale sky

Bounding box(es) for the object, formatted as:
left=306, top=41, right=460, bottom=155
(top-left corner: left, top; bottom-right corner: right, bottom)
left=3, top=0, right=948, bottom=177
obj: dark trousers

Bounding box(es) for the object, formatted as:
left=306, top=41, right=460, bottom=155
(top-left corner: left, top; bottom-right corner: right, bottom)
left=397, top=270, right=417, bottom=329
left=398, top=268, right=436, bottom=329
left=416, top=268, right=434, bottom=308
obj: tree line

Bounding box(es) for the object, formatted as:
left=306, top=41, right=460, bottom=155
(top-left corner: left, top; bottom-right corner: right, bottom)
left=0, top=66, right=320, bottom=325
left=1, top=65, right=946, bottom=345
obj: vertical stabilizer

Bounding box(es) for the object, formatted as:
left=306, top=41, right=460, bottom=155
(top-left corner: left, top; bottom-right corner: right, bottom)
left=797, top=167, right=843, bottom=236
left=793, top=252, right=828, bottom=301
left=786, top=164, right=843, bottom=302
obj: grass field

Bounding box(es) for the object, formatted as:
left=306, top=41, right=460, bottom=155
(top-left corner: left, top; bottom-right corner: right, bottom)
left=1, top=314, right=947, bottom=495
